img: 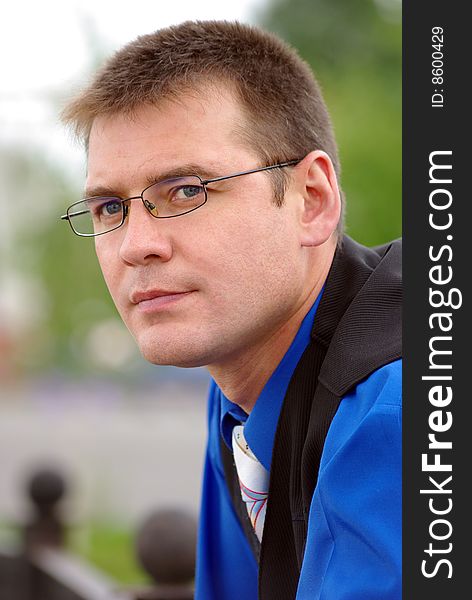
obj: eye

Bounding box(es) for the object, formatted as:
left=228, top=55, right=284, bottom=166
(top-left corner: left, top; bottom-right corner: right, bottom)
left=147, top=177, right=206, bottom=213
left=173, top=185, right=204, bottom=201
left=100, top=199, right=122, bottom=216
left=86, top=197, right=123, bottom=223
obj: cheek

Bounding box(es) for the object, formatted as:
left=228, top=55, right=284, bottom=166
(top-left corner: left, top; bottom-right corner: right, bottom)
left=194, top=211, right=301, bottom=306
left=95, top=240, right=122, bottom=300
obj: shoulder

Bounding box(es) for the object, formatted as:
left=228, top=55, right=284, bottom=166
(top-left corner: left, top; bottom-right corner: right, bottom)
left=352, top=358, right=402, bottom=409
left=337, top=358, right=402, bottom=427
left=319, top=359, right=402, bottom=472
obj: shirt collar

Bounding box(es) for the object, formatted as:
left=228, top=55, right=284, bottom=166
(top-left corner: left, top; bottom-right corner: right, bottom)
left=219, top=289, right=324, bottom=471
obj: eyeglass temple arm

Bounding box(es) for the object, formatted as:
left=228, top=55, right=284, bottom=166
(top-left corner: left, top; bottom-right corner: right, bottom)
left=202, top=159, right=301, bottom=185
left=60, top=209, right=89, bottom=221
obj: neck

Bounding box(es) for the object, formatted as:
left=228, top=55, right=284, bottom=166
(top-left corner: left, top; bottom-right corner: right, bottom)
left=208, top=246, right=335, bottom=413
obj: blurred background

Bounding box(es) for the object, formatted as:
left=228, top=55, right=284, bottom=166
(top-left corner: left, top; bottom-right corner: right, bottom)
left=0, top=0, right=401, bottom=585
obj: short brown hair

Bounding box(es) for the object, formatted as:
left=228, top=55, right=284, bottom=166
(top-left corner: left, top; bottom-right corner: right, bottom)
left=62, top=20, right=343, bottom=225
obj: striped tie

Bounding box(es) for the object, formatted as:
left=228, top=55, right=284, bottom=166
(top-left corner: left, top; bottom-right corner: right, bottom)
left=232, top=425, right=269, bottom=542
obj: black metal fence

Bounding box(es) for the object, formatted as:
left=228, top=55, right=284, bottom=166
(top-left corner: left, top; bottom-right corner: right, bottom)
left=0, top=469, right=195, bottom=599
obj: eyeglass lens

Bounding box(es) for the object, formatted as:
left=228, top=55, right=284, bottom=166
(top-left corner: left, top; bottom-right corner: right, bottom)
left=68, top=176, right=206, bottom=235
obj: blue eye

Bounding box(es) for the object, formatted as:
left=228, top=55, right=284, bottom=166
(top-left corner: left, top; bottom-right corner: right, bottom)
left=143, top=176, right=206, bottom=217
left=101, top=200, right=122, bottom=216
left=175, top=185, right=204, bottom=200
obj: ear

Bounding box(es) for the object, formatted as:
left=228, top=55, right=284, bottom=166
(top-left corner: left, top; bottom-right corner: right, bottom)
left=295, top=150, right=341, bottom=247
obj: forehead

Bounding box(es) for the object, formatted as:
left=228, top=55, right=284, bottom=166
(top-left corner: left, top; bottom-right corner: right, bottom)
left=86, top=87, right=253, bottom=195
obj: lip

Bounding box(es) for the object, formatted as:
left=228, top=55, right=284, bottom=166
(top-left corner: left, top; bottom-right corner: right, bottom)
left=131, top=289, right=195, bottom=312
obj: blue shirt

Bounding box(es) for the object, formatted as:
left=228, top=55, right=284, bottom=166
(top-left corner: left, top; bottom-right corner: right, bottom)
left=195, top=294, right=402, bottom=599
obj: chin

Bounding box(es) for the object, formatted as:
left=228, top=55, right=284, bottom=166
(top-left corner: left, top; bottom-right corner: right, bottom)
left=137, top=335, right=212, bottom=369
left=143, top=352, right=208, bottom=369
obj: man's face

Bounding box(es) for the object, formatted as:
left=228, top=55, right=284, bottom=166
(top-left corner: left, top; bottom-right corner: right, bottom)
left=87, top=88, right=311, bottom=368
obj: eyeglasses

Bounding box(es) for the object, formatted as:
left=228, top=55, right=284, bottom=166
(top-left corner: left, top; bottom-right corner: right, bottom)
left=60, top=159, right=301, bottom=237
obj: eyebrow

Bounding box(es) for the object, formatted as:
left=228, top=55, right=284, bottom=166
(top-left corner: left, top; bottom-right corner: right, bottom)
left=83, top=163, right=221, bottom=199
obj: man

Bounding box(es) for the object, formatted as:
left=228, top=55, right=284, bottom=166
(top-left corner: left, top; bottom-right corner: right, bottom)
left=61, top=21, right=401, bottom=599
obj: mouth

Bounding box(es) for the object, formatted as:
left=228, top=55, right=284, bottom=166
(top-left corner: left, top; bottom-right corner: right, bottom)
left=131, top=289, right=195, bottom=312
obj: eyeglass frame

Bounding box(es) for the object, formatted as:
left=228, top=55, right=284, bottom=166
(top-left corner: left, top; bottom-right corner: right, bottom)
left=60, top=158, right=302, bottom=237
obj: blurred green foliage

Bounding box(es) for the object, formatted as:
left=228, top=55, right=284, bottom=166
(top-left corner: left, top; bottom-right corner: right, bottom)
left=2, top=149, right=116, bottom=375
left=68, top=522, right=148, bottom=585
left=32, top=189, right=115, bottom=373
left=259, top=0, right=401, bottom=245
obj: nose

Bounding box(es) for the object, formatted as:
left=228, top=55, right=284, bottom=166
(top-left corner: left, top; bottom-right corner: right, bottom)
left=118, top=199, right=173, bottom=265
